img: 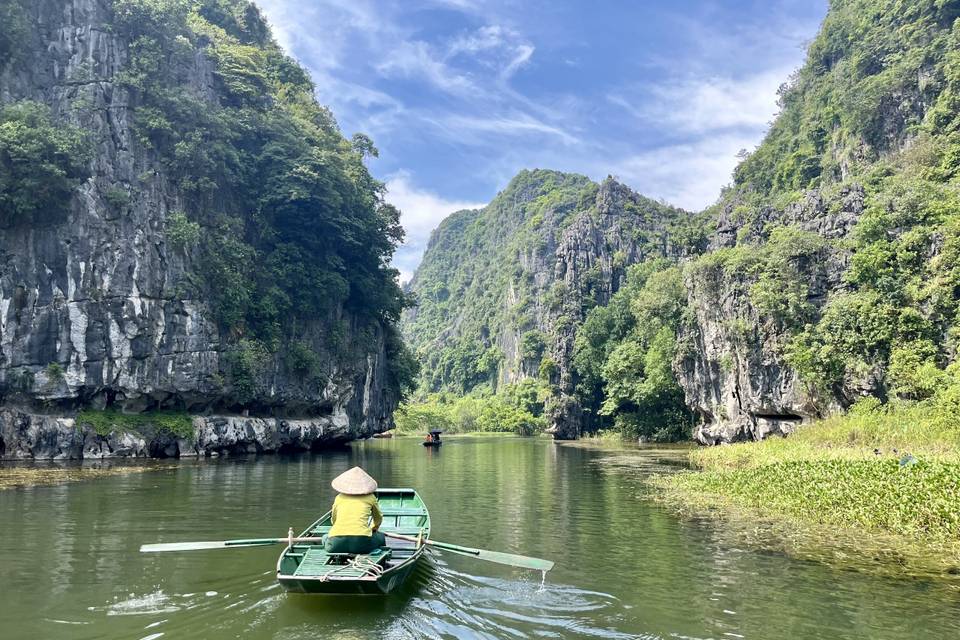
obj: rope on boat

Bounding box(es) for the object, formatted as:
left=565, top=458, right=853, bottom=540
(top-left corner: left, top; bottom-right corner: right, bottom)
left=317, top=554, right=386, bottom=582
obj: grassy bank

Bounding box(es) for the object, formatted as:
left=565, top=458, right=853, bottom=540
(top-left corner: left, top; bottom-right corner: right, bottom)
left=655, top=398, right=960, bottom=578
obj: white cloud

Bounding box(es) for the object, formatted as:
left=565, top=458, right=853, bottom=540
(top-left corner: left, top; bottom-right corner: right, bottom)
left=377, top=40, right=478, bottom=96
left=385, top=172, right=485, bottom=283
left=433, top=112, right=579, bottom=146
left=609, top=67, right=790, bottom=135
left=447, top=25, right=535, bottom=80
left=607, top=133, right=761, bottom=210
left=502, top=44, right=534, bottom=79
left=448, top=24, right=510, bottom=56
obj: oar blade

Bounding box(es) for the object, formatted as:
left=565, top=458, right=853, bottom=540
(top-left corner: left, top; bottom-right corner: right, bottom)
left=139, top=539, right=282, bottom=553
left=383, top=532, right=555, bottom=572
left=463, top=548, right=554, bottom=572
left=477, top=550, right=554, bottom=572
left=141, top=541, right=233, bottom=552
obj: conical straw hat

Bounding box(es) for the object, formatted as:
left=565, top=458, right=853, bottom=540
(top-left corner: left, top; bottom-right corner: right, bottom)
left=331, top=466, right=378, bottom=495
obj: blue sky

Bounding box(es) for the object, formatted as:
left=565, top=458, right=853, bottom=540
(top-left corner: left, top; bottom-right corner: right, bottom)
left=255, top=0, right=829, bottom=281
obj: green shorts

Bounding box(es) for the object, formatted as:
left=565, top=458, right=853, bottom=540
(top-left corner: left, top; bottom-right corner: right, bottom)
left=324, top=531, right=386, bottom=554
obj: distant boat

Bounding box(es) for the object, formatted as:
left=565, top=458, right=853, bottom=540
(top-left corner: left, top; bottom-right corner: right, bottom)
left=276, top=488, right=430, bottom=594
left=422, top=429, right=443, bottom=447
left=372, top=431, right=394, bottom=439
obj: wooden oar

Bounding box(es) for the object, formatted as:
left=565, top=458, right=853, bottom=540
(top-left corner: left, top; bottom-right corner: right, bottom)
left=384, top=532, right=554, bottom=572
left=140, top=536, right=320, bottom=553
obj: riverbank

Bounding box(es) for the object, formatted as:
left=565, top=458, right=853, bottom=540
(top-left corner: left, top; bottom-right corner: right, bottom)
left=0, top=409, right=376, bottom=460
left=654, top=399, right=960, bottom=581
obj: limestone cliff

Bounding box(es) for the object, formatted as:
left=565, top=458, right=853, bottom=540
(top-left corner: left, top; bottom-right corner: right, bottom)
left=0, top=0, right=409, bottom=458
left=673, top=0, right=960, bottom=443
left=403, top=170, right=701, bottom=439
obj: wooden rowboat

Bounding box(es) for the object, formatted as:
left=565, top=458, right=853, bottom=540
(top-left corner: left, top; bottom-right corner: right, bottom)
left=276, top=488, right=430, bottom=595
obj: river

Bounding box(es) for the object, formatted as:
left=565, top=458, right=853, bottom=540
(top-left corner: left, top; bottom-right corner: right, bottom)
left=1, top=436, right=958, bottom=639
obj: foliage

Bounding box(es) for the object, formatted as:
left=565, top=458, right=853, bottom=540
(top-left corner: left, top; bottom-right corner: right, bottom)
left=103, top=0, right=416, bottom=401
left=0, top=0, right=29, bottom=66
left=226, top=338, right=269, bottom=404
left=0, top=102, right=91, bottom=226
left=572, top=260, right=694, bottom=441
left=285, top=340, right=321, bottom=379
left=76, top=409, right=195, bottom=439
left=518, top=330, right=546, bottom=362
left=733, top=0, right=960, bottom=194
left=394, top=380, right=550, bottom=436
left=404, top=169, right=697, bottom=402
left=165, top=211, right=201, bottom=250
left=45, top=362, right=65, bottom=382
left=104, top=187, right=132, bottom=209
left=689, top=2, right=960, bottom=410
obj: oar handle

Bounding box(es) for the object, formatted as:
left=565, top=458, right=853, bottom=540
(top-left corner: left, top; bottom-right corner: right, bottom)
left=383, top=532, right=480, bottom=555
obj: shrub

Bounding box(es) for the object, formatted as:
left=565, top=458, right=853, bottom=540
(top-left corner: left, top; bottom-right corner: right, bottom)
left=45, top=362, right=65, bottom=382
left=519, top=330, right=547, bottom=362
left=104, top=187, right=131, bottom=210
left=166, top=211, right=201, bottom=250
left=0, top=102, right=91, bottom=226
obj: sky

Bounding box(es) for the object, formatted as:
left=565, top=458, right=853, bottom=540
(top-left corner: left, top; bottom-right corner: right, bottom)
left=254, top=0, right=829, bottom=282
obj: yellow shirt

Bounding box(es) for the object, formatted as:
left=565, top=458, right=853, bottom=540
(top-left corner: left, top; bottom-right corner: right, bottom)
left=328, top=493, right=383, bottom=537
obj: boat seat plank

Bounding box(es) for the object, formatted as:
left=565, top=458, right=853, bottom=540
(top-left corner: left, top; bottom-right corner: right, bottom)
left=380, top=508, right=428, bottom=516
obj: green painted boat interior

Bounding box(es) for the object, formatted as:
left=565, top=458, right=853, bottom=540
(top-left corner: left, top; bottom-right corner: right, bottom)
left=278, top=488, right=429, bottom=580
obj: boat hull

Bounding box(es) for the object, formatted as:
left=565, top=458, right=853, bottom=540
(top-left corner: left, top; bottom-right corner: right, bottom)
left=276, top=488, right=430, bottom=596
left=278, top=556, right=421, bottom=594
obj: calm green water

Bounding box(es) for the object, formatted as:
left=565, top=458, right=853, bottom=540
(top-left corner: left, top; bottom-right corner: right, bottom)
left=1, top=437, right=959, bottom=639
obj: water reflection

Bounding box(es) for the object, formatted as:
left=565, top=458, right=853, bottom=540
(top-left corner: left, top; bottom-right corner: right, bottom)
left=1, top=437, right=959, bottom=639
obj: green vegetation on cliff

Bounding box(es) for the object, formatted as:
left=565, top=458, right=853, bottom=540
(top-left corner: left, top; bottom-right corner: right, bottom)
left=716, top=0, right=960, bottom=405
left=402, top=168, right=699, bottom=438
left=650, top=0, right=960, bottom=567
left=572, top=260, right=694, bottom=441
left=0, top=102, right=91, bottom=227
left=77, top=409, right=195, bottom=439
left=108, top=0, right=416, bottom=401
left=405, top=170, right=597, bottom=395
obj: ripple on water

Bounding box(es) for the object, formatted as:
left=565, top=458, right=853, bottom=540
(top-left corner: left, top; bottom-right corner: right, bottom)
left=388, top=561, right=647, bottom=640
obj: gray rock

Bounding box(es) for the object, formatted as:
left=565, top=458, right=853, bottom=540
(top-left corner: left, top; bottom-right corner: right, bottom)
left=0, top=408, right=363, bottom=460
left=0, top=0, right=397, bottom=447
left=676, top=186, right=863, bottom=444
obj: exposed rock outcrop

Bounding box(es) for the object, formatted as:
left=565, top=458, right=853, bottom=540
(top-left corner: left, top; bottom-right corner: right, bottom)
left=0, top=0, right=400, bottom=455
left=676, top=188, right=863, bottom=443
left=0, top=409, right=361, bottom=460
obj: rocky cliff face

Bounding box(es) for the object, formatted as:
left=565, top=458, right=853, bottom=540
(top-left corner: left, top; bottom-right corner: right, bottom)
left=676, top=188, right=864, bottom=443
left=405, top=2, right=960, bottom=445
left=403, top=170, right=698, bottom=438
left=671, top=0, right=960, bottom=443
left=0, top=0, right=401, bottom=458
left=0, top=409, right=361, bottom=460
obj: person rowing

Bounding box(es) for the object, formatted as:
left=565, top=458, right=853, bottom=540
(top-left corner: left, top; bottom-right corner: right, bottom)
left=324, top=466, right=386, bottom=554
